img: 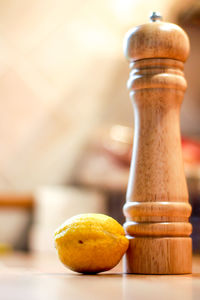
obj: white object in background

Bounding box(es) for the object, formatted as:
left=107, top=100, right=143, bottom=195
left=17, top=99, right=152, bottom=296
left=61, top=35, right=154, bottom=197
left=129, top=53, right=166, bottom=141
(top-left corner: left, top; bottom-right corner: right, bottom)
left=30, top=186, right=107, bottom=252
left=0, top=209, right=30, bottom=248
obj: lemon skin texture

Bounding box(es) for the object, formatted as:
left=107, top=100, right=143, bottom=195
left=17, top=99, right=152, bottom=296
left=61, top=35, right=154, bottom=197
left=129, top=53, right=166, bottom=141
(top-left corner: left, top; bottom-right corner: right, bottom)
left=54, top=213, right=129, bottom=274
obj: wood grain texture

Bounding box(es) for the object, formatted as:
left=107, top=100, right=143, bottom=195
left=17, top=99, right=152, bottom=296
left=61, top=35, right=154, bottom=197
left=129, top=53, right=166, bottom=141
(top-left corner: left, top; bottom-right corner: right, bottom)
left=123, top=21, right=190, bottom=62
left=125, top=237, right=192, bottom=274
left=123, top=18, right=192, bottom=274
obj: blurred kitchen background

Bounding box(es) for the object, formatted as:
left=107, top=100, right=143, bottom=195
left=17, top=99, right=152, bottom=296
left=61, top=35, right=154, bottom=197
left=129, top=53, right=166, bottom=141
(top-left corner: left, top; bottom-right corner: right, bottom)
left=0, top=0, right=200, bottom=255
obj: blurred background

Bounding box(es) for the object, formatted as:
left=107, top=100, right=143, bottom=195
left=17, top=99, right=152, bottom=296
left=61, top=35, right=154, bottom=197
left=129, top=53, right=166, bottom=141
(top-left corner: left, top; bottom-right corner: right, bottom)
left=0, top=0, right=199, bottom=255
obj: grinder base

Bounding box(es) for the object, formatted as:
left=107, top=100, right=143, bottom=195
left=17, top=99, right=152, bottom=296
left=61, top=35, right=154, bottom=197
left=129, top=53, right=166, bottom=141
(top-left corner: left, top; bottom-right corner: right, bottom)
left=124, top=237, right=192, bottom=274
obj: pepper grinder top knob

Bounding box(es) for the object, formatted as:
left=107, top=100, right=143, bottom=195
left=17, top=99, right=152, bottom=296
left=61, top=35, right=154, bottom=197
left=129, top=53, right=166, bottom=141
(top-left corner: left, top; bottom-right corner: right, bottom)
left=123, top=13, right=190, bottom=62
left=149, top=11, right=162, bottom=22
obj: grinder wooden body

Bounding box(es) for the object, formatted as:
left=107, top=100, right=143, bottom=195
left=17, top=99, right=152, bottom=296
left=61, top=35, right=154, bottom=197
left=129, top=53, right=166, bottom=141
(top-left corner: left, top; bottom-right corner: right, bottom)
left=123, top=16, right=192, bottom=274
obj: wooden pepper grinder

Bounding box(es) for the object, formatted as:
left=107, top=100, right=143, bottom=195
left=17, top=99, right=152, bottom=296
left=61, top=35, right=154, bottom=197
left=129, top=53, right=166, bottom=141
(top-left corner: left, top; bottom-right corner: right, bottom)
left=123, top=12, right=192, bottom=274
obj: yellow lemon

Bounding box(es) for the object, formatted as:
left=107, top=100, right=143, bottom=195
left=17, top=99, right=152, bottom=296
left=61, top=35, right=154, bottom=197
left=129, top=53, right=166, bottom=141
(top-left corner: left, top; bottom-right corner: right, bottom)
left=54, top=213, right=129, bottom=274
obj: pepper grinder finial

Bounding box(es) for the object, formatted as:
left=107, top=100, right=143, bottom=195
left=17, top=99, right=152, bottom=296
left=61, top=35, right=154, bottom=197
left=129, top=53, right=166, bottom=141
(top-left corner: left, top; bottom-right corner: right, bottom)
left=149, top=11, right=162, bottom=22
